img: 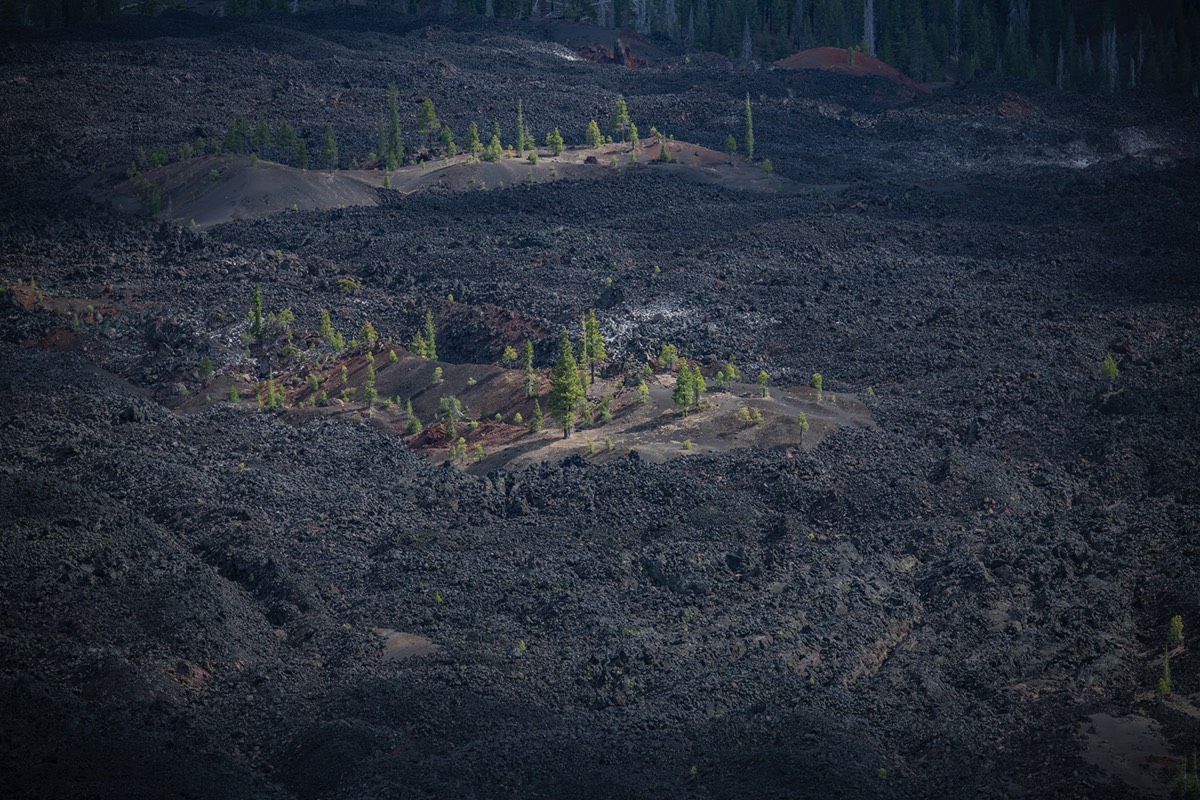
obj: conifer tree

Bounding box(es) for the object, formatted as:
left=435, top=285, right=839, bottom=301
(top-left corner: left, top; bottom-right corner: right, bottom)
left=610, top=96, right=630, bottom=141
left=690, top=363, right=706, bottom=406
left=417, top=98, right=440, bottom=150
left=577, top=326, right=591, bottom=392
left=410, top=330, right=428, bottom=358
left=548, top=327, right=584, bottom=438
left=423, top=309, right=437, bottom=360
left=724, top=134, right=737, bottom=164
left=360, top=320, right=378, bottom=348
left=546, top=127, right=564, bottom=156
left=673, top=361, right=694, bottom=413
left=383, top=82, right=404, bottom=169
left=322, top=125, right=338, bottom=169
left=530, top=398, right=544, bottom=433
left=466, top=122, right=482, bottom=158
left=797, top=411, right=810, bottom=442
left=515, top=98, right=527, bottom=153
left=249, top=283, right=264, bottom=339
left=296, top=139, right=308, bottom=170
left=585, top=119, right=602, bottom=148
left=405, top=399, right=423, bottom=434
left=319, top=308, right=335, bottom=343
left=440, top=125, right=457, bottom=156
left=276, top=122, right=298, bottom=163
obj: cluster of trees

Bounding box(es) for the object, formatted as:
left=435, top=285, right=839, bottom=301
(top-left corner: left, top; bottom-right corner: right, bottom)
left=546, top=310, right=609, bottom=437
left=13, top=0, right=1200, bottom=94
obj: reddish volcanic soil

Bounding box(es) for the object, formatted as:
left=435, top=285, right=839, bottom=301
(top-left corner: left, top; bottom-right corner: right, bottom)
left=776, top=47, right=932, bottom=95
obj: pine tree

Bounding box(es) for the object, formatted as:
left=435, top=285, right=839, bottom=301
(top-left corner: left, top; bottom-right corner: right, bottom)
left=466, top=121, right=482, bottom=157
left=522, top=340, right=537, bottom=397
left=744, top=94, right=754, bottom=160
left=548, top=327, right=585, bottom=438
left=405, top=399, right=423, bottom=434
left=530, top=398, right=544, bottom=433
left=758, top=369, right=770, bottom=397
left=411, top=330, right=428, bottom=358
left=673, top=361, right=694, bottom=413
left=797, top=410, right=810, bottom=442
left=360, top=320, right=378, bottom=348
left=319, top=308, right=335, bottom=344
left=275, top=122, right=297, bottom=163
left=250, top=283, right=264, bottom=339
left=576, top=326, right=591, bottom=392
left=724, top=134, right=737, bottom=164
left=585, top=119, right=602, bottom=148
left=690, top=363, right=706, bottom=406
left=417, top=98, right=440, bottom=150
left=440, top=125, right=457, bottom=156
left=610, top=95, right=631, bottom=141
left=423, top=309, right=437, bottom=360
left=484, top=133, right=502, bottom=162
left=322, top=125, right=338, bottom=169
left=628, top=122, right=639, bottom=145
left=546, top=127, right=564, bottom=155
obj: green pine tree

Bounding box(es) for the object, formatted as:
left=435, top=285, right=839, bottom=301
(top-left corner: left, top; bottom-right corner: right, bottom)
left=610, top=95, right=630, bottom=140
left=322, top=125, right=338, bottom=169
left=546, top=127, right=564, bottom=155
left=417, top=98, right=440, bottom=150
left=673, top=361, right=694, bottom=413
left=423, top=309, right=437, bottom=360
left=466, top=121, right=482, bottom=157
left=384, top=82, right=405, bottom=168
left=530, top=398, right=544, bottom=433
left=690, top=363, right=706, bottom=406
left=585, top=118, right=602, bottom=148
left=515, top=98, right=526, bottom=153
left=548, top=327, right=585, bottom=438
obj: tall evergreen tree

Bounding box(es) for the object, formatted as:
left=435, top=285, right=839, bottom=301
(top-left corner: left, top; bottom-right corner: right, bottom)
left=466, top=122, right=483, bottom=157
left=322, top=126, right=338, bottom=169
left=417, top=98, right=440, bottom=150
left=548, top=327, right=585, bottom=438
left=610, top=95, right=631, bottom=141
left=423, top=309, right=437, bottom=360
left=673, top=361, right=694, bottom=413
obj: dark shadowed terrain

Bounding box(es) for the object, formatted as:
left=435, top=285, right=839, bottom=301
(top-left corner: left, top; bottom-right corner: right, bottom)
left=1, top=9, right=1198, bottom=799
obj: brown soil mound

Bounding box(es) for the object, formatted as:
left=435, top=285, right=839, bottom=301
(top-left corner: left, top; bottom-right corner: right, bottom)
left=775, top=47, right=931, bottom=95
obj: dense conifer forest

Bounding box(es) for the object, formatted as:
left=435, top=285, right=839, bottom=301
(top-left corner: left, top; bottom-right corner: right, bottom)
left=8, top=0, right=1200, bottom=94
